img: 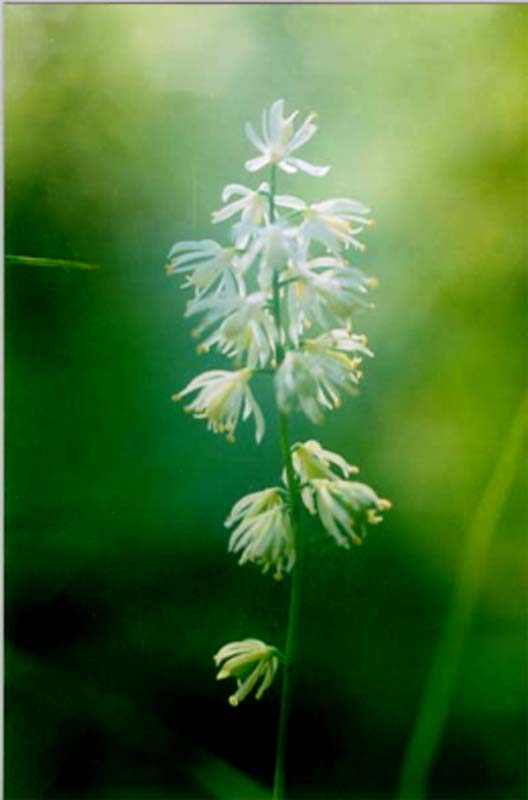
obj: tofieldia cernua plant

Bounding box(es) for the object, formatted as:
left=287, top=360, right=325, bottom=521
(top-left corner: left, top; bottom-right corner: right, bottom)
left=167, top=99, right=391, bottom=799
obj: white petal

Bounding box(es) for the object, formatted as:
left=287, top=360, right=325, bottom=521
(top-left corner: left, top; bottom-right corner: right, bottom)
left=274, top=194, right=305, bottom=211
left=168, top=239, right=220, bottom=258
left=269, top=99, right=285, bottom=144
left=245, top=154, right=270, bottom=173
left=314, top=198, right=370, bottom=216
left=287, top=157, right=330, bottom=176
left=288, top=115, right=317, bottom=153
left=212, top=197, right=248, bottom=224
left=222, top=183, right=251, bottom=202
left=245, top=122, right=266, bottom=153
left=277, top=160, right=298, bottom=175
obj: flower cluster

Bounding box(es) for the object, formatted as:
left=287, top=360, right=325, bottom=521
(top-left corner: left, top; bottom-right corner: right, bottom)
left=167, top=100, right=390, bottom=706
left=169, top=98, right=378, bottom=444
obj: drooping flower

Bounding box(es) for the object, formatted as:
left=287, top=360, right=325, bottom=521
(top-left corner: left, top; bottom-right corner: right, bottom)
left=226, top=487, right=295, bottom=579
left=212, top=183, right=270, bottom=248
left=285, top=256, right=377, bottom=343
left=186, top=291, right=277, bottom=369
left=303, top=328, right=373, bottom=361
left=288, top=439, right=357, bottom=508
left=275, top=330, right=372, bottom=423
left=241, top=222, right=298, bottom=291
left=245, top=99, right=329, bottom=176
left=214, top=639, right=281, bottom=706
left=173, top=369, right=264, bottom=442
left=273, top=196, right=373, bottom=252
left=305, top=478, right=391, bottom=547
left=166, top=240, right=240, bottom=298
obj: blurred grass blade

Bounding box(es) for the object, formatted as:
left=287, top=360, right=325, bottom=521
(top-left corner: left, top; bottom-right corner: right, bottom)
left=5, top=254, right=99, bottom=271
left=397, top=388, right=528, bottom=800
left=191, top=752, right=269, bottom=800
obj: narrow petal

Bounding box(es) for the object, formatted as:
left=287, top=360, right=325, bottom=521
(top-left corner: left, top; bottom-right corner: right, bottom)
left=274, top=194, right=306, bottom=211
left=168, top=239, right=220, bottom=258
left=245, top=122, right=266, bottom=153
left=287, top=157, right=330, bottom=176
left=245, top=154, right=270, bottom=173
left=221, top=183, right=251, bottom=202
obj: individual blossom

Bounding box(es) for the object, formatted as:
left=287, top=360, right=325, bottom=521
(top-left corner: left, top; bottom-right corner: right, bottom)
left=226, top=488, right=295, bottom=579
left=166, top=240, right=240, bottom=298
left=285, top=256, right=377, bottom=343
left=172, top=369, right=264, bottom=443
left=214, top=639, right=281, bottom=707
left=303, top=328, right=373, bottom=362
left=186, top=291, right=277, bottom=369
left=245, top=99, right=330, bottom=176
left=241, top=222, right=298, bottom=292
left=273, top=196, right=373, bottom=252
left=212, top=183, right=270, bottom=248
left=288, top=439, right=358, bottom=509
left=275, top=330, right=372, bottom=423
left=304, top=478, right=391, bottom=548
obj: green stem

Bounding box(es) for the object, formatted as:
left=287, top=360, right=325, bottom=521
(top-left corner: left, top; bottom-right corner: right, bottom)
left=268, top=164, right=304, bottom=800
left=273, top=411, right=303, bottom=800
left=396, top=388, right=528, bottom=800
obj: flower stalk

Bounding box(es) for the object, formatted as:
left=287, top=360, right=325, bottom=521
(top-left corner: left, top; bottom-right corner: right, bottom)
left=167, top=99, right=390, bottom=799
left=268, top=164, right=304, bottom=799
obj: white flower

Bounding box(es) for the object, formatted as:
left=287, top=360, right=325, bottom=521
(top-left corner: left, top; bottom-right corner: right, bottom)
left=212, top=183, right=270, bottom=248
left=286, top=256, right=377, bottom=344
left=173, top=369, right=264, bottom=443
left=275, top=330, right=372, bottom=423
left=305, top=478, right=391, bottom=547
left=186, top=291, right=277, bottom=369
left=303, top=328, right=373, bottom=360
left=226, top=488, right=295, bottom=580
left=274, top=196, right=373, bottom=252
left=288, top=439, right=358, bottom=509
left=245, top=99, right=330, bottom=176
left=213, top=639, right=281, bottom=707
left=241, top=222, right=298, bottom=291
left=166, top=240, right=240, bottom=298
left=275, top=351, right=324, bottom=423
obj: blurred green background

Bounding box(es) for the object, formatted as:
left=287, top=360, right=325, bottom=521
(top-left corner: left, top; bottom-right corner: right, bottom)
left=4, top=5, right=527, bottom=799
